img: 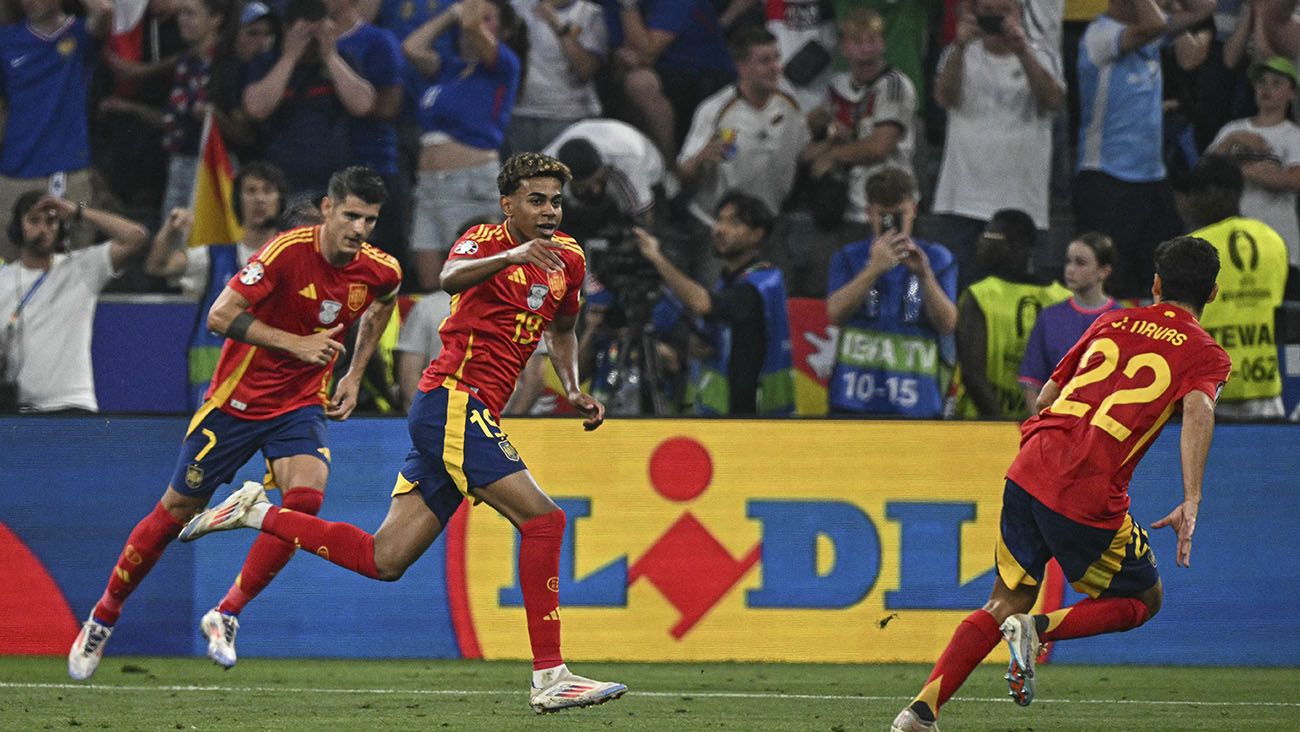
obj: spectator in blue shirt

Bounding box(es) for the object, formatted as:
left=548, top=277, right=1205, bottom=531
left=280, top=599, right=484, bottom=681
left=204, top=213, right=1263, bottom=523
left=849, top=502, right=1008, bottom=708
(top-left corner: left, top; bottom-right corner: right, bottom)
left=826, top=166, right=958, bottom=418
left=403, top=0, right=521, bottom=290
left=0, top=0, right=111, bottom=258
left=242, top=0, right=404, bottom=209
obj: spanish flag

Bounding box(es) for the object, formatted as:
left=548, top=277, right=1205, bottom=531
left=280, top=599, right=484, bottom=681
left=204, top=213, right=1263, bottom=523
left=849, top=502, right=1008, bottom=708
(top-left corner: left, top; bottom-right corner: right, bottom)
left=187, top=112, right=243, bottom=247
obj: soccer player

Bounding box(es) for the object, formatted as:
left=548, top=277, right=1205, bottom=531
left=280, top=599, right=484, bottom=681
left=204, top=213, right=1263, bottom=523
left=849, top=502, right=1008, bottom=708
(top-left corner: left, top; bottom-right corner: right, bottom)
left=890, top=236, right=1231, bottom=732
left=179, top=153, right=627, bottom=714
left=68, top=167, right=402, bottom=680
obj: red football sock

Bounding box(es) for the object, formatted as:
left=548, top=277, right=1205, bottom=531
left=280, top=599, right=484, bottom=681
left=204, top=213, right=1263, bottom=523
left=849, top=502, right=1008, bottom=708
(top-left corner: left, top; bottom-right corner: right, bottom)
left=218, top=487, right=324, bottom=615
left=911, top=609, right=1004, bottom=716
left=518, top=509, right=566, bottom=671
left=93, top=503, right=183, bottom=625
left=1038, top=597, right=1149, bottom=642
left=261, top=504, right=379, bottom=579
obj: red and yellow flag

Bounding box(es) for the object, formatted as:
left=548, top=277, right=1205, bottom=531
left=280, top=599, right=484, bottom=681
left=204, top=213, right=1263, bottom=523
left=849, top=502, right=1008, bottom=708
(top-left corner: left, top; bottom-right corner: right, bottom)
left=187, top=113, right=243, bottom=247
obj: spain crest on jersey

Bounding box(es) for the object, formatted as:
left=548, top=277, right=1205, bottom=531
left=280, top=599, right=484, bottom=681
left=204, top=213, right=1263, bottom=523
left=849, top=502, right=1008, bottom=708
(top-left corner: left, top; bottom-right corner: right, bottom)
left=348, top=283, right=368, bottom=311
left=547, top=270, right=566, bottom=301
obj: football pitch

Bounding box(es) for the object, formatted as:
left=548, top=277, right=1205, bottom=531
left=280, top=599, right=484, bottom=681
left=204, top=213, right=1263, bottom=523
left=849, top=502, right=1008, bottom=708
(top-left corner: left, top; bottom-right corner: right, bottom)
left=2, top=657, right=1298, bottom=731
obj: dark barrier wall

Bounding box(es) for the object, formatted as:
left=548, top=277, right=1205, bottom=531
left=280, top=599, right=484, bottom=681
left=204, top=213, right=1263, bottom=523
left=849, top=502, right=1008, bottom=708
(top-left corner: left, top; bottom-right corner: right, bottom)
left=1, top=417, right=1297, bottom=666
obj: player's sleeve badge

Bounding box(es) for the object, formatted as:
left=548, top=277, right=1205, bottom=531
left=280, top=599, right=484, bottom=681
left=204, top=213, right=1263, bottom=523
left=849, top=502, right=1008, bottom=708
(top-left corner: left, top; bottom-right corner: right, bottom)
left=238, top=261, right=265, bottom=286
left=452, top=240, right=479, bottom=255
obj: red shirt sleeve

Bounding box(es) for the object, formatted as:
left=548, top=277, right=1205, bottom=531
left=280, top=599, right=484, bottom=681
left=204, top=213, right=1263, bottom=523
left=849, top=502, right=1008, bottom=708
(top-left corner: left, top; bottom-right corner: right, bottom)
left=228, top=252, right=280, bottom=307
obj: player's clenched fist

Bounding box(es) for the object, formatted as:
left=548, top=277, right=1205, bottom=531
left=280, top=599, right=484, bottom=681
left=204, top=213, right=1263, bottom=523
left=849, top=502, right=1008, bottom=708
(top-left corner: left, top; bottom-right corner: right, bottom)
left=506, top=238, right=566, bottom=272
left=292, top=323, right=347, bottom=365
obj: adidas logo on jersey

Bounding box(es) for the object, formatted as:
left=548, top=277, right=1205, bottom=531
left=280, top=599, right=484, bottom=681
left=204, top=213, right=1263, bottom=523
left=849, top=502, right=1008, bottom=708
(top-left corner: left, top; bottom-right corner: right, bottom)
left=543, top=608, right=561, bottom=621
left=508, top=268, right=528, bottom=286
left=299, top=284, right=317, bottom=300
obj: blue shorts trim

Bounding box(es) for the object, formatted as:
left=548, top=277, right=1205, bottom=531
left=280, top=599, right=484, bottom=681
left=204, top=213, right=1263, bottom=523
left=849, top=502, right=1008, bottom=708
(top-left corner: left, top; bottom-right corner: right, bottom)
left=391, top=385, right=527, bottom=525
left=169, top=405, right=329, bottom=498
left=996, top=479, right=1159, bottom=599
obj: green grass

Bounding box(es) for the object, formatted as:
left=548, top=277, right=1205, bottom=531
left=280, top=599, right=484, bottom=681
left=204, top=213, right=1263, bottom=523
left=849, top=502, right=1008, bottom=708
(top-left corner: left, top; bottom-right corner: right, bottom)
left=1, top=657, right=1298, bottom=731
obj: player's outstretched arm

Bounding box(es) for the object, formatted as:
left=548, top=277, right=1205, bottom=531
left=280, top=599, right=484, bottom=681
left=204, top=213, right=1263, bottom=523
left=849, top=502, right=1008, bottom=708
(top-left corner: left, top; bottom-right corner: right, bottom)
left=208, top=286, right=347, bottom=366
left=1152, top=389, right=1216, bottom=568
left=440, top=239, right=566, bottom=294
left=327, top=296, right=398, bottom=420
left=545, top=312, right=605, bottom=431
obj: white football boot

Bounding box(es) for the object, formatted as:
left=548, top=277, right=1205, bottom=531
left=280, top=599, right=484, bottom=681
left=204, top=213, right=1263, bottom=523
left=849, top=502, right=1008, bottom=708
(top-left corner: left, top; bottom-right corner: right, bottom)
left=1001, top=613, right=1041, bottom=707
left=200, top=608, right=240, bottom=668
left=890, top=707, right=939, bottom=732
left=179, top=482, right=269, bottom=542
left=529, top=664, right=627, bottom=713
left=68, top=616, right=113, bottom=681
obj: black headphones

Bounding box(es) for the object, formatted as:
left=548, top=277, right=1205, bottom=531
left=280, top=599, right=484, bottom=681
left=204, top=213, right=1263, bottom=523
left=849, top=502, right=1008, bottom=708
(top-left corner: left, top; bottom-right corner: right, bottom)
left=232, top=162, right=290, bottom=226
left=7, top=193, right=68, bottom=249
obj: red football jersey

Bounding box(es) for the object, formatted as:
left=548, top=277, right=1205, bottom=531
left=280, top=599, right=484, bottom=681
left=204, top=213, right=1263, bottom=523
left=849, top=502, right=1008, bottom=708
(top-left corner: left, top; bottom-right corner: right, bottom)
left=1007, top=304, right=1231, bottom=529
left=205, top=226, right=402, bottom=419
left=420, top=223, right=584, bottom=415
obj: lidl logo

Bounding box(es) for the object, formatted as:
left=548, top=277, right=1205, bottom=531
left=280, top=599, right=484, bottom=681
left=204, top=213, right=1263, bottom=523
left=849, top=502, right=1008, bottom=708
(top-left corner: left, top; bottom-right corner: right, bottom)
left=447, top=423, right=1064, bottom=663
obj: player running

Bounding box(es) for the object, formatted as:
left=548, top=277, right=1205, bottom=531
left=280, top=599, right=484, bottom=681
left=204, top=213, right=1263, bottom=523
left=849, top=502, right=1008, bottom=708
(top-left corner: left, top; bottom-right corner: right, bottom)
left=891, top=236, right=1231, bottom=731
left=179, top=152, right=627, bottom=714
left=69, top=167, right=401, bottom=679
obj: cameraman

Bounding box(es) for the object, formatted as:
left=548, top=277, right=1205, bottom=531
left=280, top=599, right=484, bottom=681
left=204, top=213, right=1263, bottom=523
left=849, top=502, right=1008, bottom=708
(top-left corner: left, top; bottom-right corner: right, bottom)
left=826, top=167, right=957, bottom=418
left=548, top=120, right=667, bottom=227
left=633, top=191, right=795, bottom=416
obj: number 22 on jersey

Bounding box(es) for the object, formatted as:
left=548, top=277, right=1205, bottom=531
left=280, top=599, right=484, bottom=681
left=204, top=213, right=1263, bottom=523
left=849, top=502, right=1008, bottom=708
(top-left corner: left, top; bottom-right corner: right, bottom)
left=1047, top=337, right=1173, bottom=441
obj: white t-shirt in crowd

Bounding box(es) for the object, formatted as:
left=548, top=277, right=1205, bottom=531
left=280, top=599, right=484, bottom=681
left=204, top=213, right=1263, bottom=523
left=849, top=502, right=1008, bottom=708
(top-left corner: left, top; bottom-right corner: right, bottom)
left=511, top=0, right=607, bottom=119
left=1211, top=118, right=1300, bottom=263
left=545, top=118, right=666, bottom=217
left=678, top=83, right=811, bottom=225
left=175, top=241, right=259, bottom=298
left=395, top=290, right=453, bottom=367
left=824, top=68, right=917, bottom=223
left=931, top=40, right=1064, bottom=229
left=0, top=243, right=118, bottom=412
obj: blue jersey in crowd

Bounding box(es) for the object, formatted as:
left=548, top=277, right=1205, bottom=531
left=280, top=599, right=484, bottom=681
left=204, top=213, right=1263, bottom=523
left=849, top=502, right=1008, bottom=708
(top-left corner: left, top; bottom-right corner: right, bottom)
left=0, top=17, right=97, bottom=178
left=827, top=237, right=957, bottom=417
left=414, top=43, right=520, bottom=151
left=337, top=23, right=404, bottom=176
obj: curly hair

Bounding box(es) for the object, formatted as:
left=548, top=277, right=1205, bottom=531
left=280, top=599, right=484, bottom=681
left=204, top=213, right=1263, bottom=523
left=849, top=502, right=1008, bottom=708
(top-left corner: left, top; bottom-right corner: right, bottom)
left=497, top=152, right=572, bottom=196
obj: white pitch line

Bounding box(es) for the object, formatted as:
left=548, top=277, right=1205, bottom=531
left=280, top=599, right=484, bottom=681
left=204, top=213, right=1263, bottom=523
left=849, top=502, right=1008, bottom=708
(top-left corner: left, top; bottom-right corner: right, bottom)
left=2, top=682, right=1297, bottom=707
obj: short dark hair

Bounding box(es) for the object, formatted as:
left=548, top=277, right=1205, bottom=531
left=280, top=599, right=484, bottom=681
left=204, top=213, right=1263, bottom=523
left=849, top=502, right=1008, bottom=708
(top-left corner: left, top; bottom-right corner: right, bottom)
left=327, top=166, right=387, bottom=207
left=498, top=152, right=572, bottom=195
left=716, top=191, right=774, bottom=238
left=728, top=26, right=777, bottom=63
left=233, top=160, right=289, bottom=225
left=555, top=138, right=602, bottom=181
left=1073, top=231, right=1116, bottom=268
left=1154, top=236, right=1220, bottom=311
left=865, top=167, right=915, bottom=208
left=988, top=208, right=1037, bottom=251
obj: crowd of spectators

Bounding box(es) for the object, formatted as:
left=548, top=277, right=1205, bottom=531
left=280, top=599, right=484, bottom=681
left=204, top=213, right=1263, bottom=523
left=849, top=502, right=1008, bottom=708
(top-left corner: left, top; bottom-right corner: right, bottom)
left=2, top=0, right=1299, bottom=420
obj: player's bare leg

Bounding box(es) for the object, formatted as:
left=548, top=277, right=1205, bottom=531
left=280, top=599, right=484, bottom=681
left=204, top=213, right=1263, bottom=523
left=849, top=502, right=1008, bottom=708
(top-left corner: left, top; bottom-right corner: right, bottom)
left=70, top=487, right=209, bottom=680
left=892, top=577, right=1037, bottom=731
left=202, top=455, right=328, bottom=668
left=474, top=471, right=627, bottom=714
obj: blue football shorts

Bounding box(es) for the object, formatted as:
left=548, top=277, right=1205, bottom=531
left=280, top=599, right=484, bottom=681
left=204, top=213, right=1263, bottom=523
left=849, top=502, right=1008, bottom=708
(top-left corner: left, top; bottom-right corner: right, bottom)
left=996, top=478, right=1160, bottom=599
left=169, top=404, right=329, bottom=498
left=392, top=384, right=529, bottom=525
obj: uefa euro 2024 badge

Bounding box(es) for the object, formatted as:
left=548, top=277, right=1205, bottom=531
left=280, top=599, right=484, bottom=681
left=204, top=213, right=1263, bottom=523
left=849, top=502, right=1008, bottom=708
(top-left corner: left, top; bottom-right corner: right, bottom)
left=527, top=284, right=548, bottom=311
left=319, top=300, right=342, bottom=324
